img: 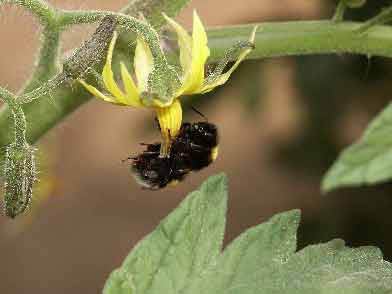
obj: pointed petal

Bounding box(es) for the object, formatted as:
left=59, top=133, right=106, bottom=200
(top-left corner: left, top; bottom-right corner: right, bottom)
left=155, top=99, right=182, bottom=156
left=162, top=13, right=192, bottom=76
left=199, top=26, right=258, bottom=94
left=78, top=80, right=127, bottom=106
left=120, top=62, right=143, bottom=107
left=177, top=10, right=210, bottom=95
left=134, top=37, right=154, bottom=92
left=101, top=31, right=129, bottom=104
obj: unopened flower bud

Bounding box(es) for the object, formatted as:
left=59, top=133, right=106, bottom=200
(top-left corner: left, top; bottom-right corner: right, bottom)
left=4, top=144, right=36, bottom=218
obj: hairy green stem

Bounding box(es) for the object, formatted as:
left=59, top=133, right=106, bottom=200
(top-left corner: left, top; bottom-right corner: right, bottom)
left=3, top=16, right=392, bottom=151
left=121, top=0, right=190, bottom=29
left=19, top=7, right=178, bottom=106
left=18, top=73, right=66, bottom=104
left=0, top=0, right=191, bottom=217
left=59, top=10, right=179, bottom=103
left=12, top=107, right=27, bottom=147
left=6, top=1, right=180, bottom=104
left=0, top=0, right=190, bottom=148
left=58, top=10, right=110, bottom=27
left=205, top=21, right=392, bottom=61
left=0, top=88, right=35, bottom=218
left=332, top=1, right=347, bottom=22
left=0, top=88, right=26, bottom=146
left=358, top=6, right=392, bottom=32
left=18, top=8, right=178, bottom=105
left=21, top=27, right=61, bottom=94
left=58, top=10, right=165, bottom=68
left=204, top=40, right=254, bottom=85
left=59, top=0, right=189, bottom=29
left=0, top=87, right=18, bottom=109
left=5, top=0, right=57, bottom=26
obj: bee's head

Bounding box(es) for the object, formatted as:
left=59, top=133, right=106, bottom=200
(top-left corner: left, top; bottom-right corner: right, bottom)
left=191, top=122, right=218, bottom=148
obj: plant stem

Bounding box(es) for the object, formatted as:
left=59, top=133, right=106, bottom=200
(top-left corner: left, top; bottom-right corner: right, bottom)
left=206, top=21, right=392, bottom=61
left=58, top=10, right=166, bottom=68
left=1, top=19, right=392, bottom=148
left=60, top=10, right=179, bottom=103
left=21, top=27, right=61, bottom=94
left=59, top=0, right=190, bottom=29
left=121, top=0, right=190, bottom=29
left=0, top=87, right=26, bottom=146
left=332, top=1, right=347, bottom=22
left=358, top=6, right=392, bottom=32
left=5, top=0, right=57, bottom=26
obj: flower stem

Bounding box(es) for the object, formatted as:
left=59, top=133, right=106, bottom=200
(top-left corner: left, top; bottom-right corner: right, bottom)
left=121, top=0, right=190, bottom=29
left=332, top=1, right=347, bottom=22
left=2, top=17, right=392, bottom=155
left=59, top=10, right=180, bottom=102
left=205, top=21, right=392, bottom=61
left=21, top=26, right=61, bottom=94
left=0, top=87, right=27, bottom=148
left=4, top=0, right=57, bottom=26
left=358, top=6, right=392, bottom=32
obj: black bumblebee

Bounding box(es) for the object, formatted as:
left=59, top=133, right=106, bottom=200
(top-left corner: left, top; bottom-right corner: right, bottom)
left=131, top=121, right=219, bottom=190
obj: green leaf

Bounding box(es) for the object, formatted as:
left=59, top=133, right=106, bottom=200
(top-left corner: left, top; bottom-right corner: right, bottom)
left=322, top=102, right=392, bottom=192
left=103, top=173, right=228, bottom=294
left=188, top=214, right=392, bottom=294
left=186, top=209, right=300, bottom=294
left=104, top=174, right=392, bottom=294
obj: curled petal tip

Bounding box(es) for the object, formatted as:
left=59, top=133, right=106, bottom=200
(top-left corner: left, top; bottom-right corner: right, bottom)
left=250, top=25, right=259, bottom=44
left=193, top=9, right=200, bottom=18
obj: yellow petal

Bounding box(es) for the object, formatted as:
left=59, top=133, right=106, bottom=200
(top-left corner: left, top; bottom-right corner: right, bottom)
left=120, top=62, right=143, bottom=107
left=151, top=98, right=173, bottom=108
left=102, top=31, right=128, bottom=104
left=78, top=80, right=126, bottom=105
left=162, top=13, right=192, bottom=77
left=155, top=99, right=182, bottom=156
left=199, top=26, right=258, bottom=94
left=177, top=10, right=210, bottom=95
left=134, top=37, right=154, bottom=92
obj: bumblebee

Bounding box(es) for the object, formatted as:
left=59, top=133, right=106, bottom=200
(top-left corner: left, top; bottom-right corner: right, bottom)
left=130, top=121, right=219, bottom=190
left=171, top=121, right=219, bottom=170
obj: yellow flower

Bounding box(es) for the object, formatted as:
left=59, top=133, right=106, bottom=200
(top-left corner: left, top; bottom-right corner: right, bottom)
left=79, top=11, right=256, bottom=155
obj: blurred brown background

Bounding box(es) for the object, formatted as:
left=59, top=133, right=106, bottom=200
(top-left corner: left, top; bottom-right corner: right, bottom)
left=2, top=1, right=392, bottom=293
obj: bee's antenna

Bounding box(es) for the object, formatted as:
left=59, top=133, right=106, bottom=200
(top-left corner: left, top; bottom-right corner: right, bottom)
left=190, top=106, right=208, bottom=121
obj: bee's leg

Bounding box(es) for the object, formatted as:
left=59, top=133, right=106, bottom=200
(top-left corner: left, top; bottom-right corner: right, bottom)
left=122, top=156, right=138, bottom=163
left=142, top=151, right=160, bottom=155
left=141, top=186, right=157, bottom=191
left=190, top=142, right=209, bottom=152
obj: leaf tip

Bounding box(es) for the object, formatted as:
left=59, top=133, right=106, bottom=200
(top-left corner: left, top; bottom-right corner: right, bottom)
left=327, top=238, right=346, bottom=250
left=321, top=177, right=334, bottom=194
left=197, top=173, right=228, bottom=205
left=321, top=165, right=341, bottom=194
left=285, top=209, right=302, bottom=226
left=268, top=209, right=302, bottom=234
left=201, top=172, right=228, bottom=189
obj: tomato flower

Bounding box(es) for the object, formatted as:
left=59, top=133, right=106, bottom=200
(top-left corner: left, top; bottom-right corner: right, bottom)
left=79, top=11, right=256, bottom=155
